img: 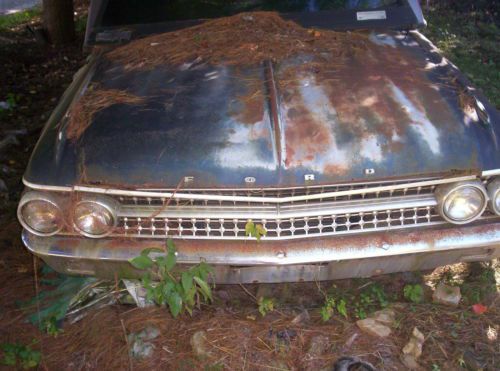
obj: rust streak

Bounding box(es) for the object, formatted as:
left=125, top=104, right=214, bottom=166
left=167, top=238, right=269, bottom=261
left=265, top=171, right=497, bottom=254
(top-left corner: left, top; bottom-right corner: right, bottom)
left=264, top=60, right=282, bottom=166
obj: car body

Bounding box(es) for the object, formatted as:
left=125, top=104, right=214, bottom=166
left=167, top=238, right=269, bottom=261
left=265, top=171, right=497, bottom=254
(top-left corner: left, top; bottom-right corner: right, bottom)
left=18, top=0, right=500, bottom=283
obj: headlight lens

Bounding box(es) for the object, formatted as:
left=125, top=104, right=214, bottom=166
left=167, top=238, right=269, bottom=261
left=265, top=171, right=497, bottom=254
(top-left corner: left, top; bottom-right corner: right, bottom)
left=19, top=197, right=62, bottom=235
left=436, top=181, right=487, bottom=224
left=487, top=178, right=500, bottom=215
left=74, top=200, right=115, bottom=237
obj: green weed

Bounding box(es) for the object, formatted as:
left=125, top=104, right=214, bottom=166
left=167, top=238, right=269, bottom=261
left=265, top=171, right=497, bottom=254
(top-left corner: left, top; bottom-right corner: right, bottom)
left=403, top=284, right=424, bottom=304
left=258, top=297, right=275, bottom=316
left=1, top=342, right=41, bottom=369
left=0, top=8, right=40, bottom=31
left=129, top=240, right=214, bottom=317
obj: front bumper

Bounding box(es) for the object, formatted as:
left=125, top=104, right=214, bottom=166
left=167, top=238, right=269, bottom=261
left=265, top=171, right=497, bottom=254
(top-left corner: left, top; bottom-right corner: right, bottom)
left=22, top=221, right=500, bottom=283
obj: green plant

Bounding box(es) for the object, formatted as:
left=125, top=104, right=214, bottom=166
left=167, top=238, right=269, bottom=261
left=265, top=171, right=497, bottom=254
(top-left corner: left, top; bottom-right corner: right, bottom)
left=320, top=296, right=336, bottom=321
left=0, top=8, right=41, bottom=31
left=403, top=284, right=424, bottom=304
left=1, top=342, right=41, bottom=369
left=258, top=296, right=275, bottom=316
left=320, top=296, right=348, bottom=321
left=369, top=284, right=388, bottom=308
left=42, top=317, right=63, bottom=337
left=351, top=283, right=389, bottom=319
left=129, top=240, right=214, bottom=317
left=245, top=220, right=267, bottom=241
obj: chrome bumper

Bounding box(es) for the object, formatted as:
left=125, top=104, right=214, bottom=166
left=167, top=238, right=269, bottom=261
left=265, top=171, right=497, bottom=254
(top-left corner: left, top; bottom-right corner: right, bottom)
left=22, top=221, right=500, bottom=283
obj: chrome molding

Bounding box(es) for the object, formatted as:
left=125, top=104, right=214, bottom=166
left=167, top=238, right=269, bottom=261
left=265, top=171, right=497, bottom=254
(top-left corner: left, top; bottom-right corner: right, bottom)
left=23, top=175, right=477, bottom=203
left=482, top=169, right=500, bottom=177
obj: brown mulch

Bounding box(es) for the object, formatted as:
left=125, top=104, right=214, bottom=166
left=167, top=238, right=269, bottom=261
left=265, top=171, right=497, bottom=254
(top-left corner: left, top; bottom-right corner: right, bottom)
left=65, top=87, right=146, bottom=140
left=106, top=11, right=367, bottom=70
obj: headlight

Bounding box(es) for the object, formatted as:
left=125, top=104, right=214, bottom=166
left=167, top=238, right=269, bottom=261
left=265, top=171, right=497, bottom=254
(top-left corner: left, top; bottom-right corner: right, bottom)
left=73, top=196, right=117, bottom=237
left=18, top=192, right=63, bottom=236
left=435, top=181, right=487, bottom=224
left=487, top=178, right=500, bottom=215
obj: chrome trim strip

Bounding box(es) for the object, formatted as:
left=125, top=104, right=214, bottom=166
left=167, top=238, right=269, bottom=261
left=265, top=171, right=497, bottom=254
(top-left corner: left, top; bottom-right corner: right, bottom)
left=482, top=169, right=500, bottom=177
left=23, top=178, right=72, bottom=192
left=75, top=175, right=474, bottom=203
left=23, top=175, right=481, bottom=203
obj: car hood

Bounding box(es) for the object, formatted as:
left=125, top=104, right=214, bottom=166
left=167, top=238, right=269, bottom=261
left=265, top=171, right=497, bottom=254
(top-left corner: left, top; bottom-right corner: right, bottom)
left=25, top=31, right=500, bottom=189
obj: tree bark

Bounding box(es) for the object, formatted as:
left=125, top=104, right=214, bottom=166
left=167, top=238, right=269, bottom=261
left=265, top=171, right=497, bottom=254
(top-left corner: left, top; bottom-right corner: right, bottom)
left=43, top=0, right=75, bottom=45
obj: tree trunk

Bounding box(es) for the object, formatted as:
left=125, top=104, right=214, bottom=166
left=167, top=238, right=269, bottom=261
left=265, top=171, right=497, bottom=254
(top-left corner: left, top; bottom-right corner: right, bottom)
left=43, top=0, right=75, bottom=45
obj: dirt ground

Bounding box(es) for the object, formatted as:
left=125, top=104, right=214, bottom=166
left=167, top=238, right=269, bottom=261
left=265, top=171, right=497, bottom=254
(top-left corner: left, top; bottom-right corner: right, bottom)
left=0, top=6, right=499, bottom=371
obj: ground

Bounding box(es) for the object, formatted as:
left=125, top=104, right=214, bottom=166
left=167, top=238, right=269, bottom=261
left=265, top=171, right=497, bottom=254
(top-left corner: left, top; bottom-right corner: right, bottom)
left=0, top=3, right=499, bottom=370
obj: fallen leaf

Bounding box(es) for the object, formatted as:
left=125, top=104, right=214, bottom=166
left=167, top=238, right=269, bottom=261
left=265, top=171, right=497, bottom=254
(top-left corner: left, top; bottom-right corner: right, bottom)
left=472, top=304, right=487, bottom=314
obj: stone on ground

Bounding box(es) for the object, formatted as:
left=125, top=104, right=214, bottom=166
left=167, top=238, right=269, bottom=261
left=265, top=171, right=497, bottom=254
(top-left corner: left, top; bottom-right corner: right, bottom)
left=127, top=325, right=160, bottom=359
left=191, top=330, right=212, bottom=359
left=401, top=354, right=420, bottom=370
left=371, top=308, right=396, bottom=326
left=291, top=309, right=310, bottom=325
left=356, top=318, right=391, bottom=337
left=402, top=327, right=425, bottom=359
left=432, top=283, right=461, bottom=306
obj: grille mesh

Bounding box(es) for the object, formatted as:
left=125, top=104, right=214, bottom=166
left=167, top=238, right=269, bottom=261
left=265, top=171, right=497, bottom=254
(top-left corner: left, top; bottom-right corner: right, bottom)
left=116, top=205, right=442, bottom=240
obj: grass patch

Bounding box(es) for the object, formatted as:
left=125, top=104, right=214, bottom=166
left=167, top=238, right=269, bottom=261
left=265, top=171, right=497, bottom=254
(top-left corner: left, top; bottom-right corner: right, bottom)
left=423, top=8, right=500, bottom=108
left=0, top=7, right=41, bottom=32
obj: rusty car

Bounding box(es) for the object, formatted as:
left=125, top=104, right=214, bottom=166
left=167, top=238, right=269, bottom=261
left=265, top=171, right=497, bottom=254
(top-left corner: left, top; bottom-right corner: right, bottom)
left=18, top=0, right=500, bottom=283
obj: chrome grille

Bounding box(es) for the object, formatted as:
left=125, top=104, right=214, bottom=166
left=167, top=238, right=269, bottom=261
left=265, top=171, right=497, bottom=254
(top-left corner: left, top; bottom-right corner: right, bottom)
left=115, top=205, right=443, bottom=240
left=68, top=174, right=496, bottom=241
left=118, top=179, right=439, bottom=207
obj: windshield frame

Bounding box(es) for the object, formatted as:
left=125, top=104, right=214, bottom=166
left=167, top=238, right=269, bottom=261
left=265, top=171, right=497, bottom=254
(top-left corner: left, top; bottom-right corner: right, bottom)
left=84, top=0, right=425, bottom=46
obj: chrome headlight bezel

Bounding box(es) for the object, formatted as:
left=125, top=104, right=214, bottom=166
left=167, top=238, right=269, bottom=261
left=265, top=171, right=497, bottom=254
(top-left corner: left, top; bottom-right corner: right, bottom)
left=72, top=195, right=118, bottom=238
left=487, top=177, right=500, bottom=215
left=17, top=191, right=64, bottom=236
left=435, top=180, right=488, bottom=224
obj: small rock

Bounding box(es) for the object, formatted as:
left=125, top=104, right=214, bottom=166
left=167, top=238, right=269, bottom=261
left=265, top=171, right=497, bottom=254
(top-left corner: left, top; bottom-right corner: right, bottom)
left=307, top=335, right=330, bottom=356
left=371, top=308, right=395, bottom=326
left=127, top=325, right=160, bottom=359
left=136, top=325, right=160, bottom=341
left=291, top=309, right=310, bottom=325
left=402, top=327, right=425, bottom=359
left=433, top=283, right=461, bottom=306
left=191, top=330, right=211, bottom=359
left=401, top=354, right=419, bottom=370
left=356, top=318, right=391, bottom=337
left=130, top=338, right=155, bottom=359
left=242, top=15, right=254, bottom=22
